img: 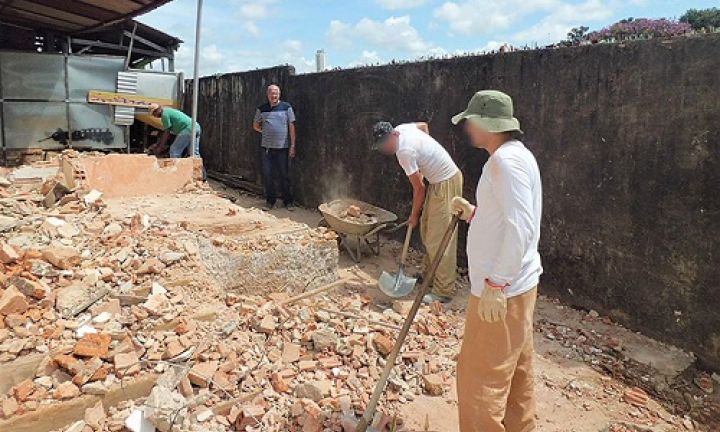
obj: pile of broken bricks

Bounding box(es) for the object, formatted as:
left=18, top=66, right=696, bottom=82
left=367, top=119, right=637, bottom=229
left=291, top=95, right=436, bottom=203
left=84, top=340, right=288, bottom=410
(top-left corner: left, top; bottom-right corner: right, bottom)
left=0, top=159, right=462, bottom=432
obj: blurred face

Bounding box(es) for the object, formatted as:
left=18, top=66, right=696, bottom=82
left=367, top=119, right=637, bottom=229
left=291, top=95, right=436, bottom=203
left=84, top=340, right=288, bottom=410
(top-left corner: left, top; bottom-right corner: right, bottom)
left=464, top=120, right=492, bottom=149
left=267, top=85, right=281, bottom=105
left=152, top=107, right=163, bottom=118
left=378, top=132, right=399, bottom=155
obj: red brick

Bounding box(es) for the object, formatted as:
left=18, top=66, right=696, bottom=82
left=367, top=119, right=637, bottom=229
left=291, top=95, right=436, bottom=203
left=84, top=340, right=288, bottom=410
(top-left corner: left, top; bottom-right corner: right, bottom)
left=42, top=246, right=80, bottom=269
left=373, top=334, right=394, bottom=356
left=271, top=372, right=289, bottom=393
left=188, top=361, right=218, bottom=388
left=0, top=286, right=28, bottom=315
left=73, top=333, right=111, bottom=358
left=0, top=243, right=20, bottom=264
left=235, top=405, right=265, bottom=430
left=10, top=276, right=48, bottom=299
left=13, top=379, right=34, bottom=402
left=113, top=351, right=140, bottom=377
left=54, top=382, right=80, bottom=400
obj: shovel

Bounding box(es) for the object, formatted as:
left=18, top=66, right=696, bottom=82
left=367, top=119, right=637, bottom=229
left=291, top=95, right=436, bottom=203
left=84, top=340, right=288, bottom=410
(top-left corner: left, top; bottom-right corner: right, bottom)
left=356, top=215, right=460, bottom=432
left=378, top=224, right=417, bottom=298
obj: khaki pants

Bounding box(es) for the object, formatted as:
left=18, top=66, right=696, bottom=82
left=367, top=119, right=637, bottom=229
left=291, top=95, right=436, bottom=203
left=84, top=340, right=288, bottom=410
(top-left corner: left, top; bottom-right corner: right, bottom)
left=457, top=288, right=538, bottom=432
left=420, top=170, right=463, bottom=298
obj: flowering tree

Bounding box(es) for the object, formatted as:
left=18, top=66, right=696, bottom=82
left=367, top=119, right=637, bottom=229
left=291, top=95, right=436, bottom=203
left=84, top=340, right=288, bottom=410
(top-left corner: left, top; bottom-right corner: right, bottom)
left=587, top=18, right=692, bottom=43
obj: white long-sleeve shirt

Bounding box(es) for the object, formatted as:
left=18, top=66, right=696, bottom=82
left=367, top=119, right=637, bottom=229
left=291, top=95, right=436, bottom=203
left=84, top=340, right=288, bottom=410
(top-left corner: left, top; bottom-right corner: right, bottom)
left=467, top=140, right=543, bottom=298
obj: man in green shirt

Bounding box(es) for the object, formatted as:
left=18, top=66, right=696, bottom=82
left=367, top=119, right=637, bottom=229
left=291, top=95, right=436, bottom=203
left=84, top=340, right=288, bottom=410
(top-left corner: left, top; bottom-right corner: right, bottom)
left=149, top=104, right=201, bottom=159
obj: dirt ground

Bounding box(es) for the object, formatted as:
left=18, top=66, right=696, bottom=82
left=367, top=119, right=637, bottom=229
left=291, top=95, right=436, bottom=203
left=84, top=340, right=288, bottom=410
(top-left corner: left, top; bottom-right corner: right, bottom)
left=211, top=180, right=718, bottom=432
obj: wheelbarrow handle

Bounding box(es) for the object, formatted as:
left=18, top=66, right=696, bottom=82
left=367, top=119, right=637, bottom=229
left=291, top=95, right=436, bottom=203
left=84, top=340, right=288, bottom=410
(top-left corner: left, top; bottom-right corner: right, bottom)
left=383, top=220, right=409, bottom=234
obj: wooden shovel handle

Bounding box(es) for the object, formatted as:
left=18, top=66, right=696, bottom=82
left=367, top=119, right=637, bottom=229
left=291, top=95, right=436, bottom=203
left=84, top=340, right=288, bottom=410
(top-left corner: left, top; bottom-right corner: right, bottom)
left=357, top=215, right=460, bottom=432
left=399, top=224, right=413, bottom=265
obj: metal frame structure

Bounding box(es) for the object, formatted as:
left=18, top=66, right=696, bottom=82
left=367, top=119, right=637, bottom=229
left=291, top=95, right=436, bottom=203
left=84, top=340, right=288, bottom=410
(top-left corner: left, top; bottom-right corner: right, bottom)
left=0, top=1, right=173, bottom=35
left=189, top=0, right=202, bottom=159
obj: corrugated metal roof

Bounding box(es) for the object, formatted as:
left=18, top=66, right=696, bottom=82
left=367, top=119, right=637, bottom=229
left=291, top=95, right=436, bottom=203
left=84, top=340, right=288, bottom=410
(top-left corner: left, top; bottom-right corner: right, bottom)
left=0, top=0, right=173, bottom=35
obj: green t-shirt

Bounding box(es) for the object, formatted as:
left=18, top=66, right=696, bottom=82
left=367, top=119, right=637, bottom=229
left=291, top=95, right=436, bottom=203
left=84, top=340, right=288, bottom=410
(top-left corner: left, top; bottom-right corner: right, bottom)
left=161, top=108, right=193, bottom=135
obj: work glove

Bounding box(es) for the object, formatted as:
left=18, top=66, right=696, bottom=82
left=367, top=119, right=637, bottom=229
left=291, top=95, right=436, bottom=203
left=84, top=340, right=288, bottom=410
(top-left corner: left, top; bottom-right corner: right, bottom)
left=451, top=197, right=475, bottom=221
left=477, top=281, right=507, bottom=322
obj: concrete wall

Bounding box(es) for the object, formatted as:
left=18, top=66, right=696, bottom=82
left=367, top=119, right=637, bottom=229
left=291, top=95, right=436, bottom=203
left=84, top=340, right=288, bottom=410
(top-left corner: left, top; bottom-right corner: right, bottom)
left=193, top=35, right=720, bottom=369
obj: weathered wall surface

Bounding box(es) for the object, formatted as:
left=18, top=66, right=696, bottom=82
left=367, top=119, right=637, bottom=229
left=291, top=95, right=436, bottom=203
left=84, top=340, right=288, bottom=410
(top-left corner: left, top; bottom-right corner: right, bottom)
left=193, top=35, right=720, bottom=369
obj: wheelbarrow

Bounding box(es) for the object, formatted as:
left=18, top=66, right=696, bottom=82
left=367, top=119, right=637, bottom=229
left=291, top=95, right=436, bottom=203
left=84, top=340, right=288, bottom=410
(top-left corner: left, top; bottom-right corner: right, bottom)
left=318, top=199, right=406, bottom=263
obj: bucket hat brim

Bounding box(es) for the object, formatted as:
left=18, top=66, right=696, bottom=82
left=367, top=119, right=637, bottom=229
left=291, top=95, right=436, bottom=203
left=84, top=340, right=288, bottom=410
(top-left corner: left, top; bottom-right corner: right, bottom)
left=451, top=112, right=522, bottom=134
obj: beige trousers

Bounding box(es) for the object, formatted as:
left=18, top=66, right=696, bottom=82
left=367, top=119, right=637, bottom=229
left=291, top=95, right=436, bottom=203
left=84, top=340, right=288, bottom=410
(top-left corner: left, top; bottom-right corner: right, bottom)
left=420, top=170, right=463, bottom=298
left=457, top=288, right=538, bottom=432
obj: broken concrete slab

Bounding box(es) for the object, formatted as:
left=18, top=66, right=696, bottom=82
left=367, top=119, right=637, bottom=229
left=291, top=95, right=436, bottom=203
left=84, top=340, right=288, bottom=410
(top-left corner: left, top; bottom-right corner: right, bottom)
left=61, top=154, right=196, bottom=199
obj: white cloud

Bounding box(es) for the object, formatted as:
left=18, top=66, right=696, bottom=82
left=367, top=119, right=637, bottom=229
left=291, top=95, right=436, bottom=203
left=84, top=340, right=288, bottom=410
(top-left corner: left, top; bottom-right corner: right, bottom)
left=236, top=0, right=279, bottom=39
left=350, top=50, right=384, bottom=66
left=174, top=43, right=227, bottom=76
left=512, top=0, right=613, bottom=44
left=278, top=39, right=315, bottom=73
left=244, top=21, right=260, bottom=37
left=328, top=20, right=353, bottom=48
left=375, top=0, right=429, bottom=9
left=239, top=3, right=269, bottom=20
left=433, top=0, right=607, bottom=36
left=328, top=16, right=435, bottom=56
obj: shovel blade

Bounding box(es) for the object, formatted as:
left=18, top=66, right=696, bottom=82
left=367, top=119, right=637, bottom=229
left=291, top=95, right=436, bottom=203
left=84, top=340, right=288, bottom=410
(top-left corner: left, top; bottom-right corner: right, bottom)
left=378, top=269, right=417, bottom=298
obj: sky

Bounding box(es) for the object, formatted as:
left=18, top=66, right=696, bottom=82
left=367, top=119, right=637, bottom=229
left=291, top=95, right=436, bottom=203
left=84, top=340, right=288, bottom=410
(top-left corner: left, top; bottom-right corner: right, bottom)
left=139, top=0, right=716, bottom=76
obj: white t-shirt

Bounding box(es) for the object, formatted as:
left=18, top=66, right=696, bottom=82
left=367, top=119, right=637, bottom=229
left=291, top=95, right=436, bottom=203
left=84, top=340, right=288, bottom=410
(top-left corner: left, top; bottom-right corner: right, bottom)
left=395, top=123, right=458, bottom=184
left=467, top=140, right=543, bottom=298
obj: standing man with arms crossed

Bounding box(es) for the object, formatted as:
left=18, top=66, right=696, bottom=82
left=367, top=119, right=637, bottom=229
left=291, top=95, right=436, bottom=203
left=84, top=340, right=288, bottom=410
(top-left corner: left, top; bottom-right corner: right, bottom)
left=372, top=121, right=463, bottom=303
left=451, top=90, right=543, bottom=432
left=254, top=84, right=297, bottom=210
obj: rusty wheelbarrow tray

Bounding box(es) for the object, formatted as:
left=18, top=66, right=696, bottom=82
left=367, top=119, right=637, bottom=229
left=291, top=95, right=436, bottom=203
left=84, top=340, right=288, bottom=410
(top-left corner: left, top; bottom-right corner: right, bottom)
left=318, top=199, right=406, bottom=263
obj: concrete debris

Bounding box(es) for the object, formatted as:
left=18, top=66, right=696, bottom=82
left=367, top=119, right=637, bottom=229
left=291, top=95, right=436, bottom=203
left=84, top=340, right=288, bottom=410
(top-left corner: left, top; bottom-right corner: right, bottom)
left=125, top=409, right=156, bottom=432
left=84, top=400, right=106, bottom=430
left=421, top=374, right=444, bottom=396
left=144, top=386, right=187, bottom=432
left=294, top=382, right=325, bottom=402
left=312, top=328, right=339, bottom=352
left=0, top=156, right=711, bottom=432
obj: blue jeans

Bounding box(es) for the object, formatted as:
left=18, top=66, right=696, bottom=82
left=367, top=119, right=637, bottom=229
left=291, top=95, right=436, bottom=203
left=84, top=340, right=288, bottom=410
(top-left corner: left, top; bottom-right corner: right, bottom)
left=169, top=130, right=206, bottom=180
left=262, top=147, right=292, bottom=206
left=169, top=130, right=201, bottom=158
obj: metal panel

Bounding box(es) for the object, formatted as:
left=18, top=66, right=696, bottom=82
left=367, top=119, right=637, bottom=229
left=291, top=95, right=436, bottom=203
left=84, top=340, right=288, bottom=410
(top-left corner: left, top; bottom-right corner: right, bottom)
left=134, top=70, right=180, bottom=101
left=0, top=52, right=66, bottom=100
left=67, top=55, right=125, bottom=101
left=68, top=103, right=125, bottom=148
left=115, top=71, right=138, bottom=125
left=3, top=102, right=68, bottom=149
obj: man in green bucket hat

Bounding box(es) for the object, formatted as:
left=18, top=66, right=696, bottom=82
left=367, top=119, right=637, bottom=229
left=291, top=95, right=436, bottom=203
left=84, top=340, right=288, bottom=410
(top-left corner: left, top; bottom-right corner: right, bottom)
left=450, top=90, right=543, bottom=432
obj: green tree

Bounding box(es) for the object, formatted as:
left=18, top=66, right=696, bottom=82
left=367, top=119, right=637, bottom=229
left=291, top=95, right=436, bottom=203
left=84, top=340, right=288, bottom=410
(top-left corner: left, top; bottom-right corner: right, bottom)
left=680, top=8, right=720, bottom=30
left=562, top=26, right=589, bottom=46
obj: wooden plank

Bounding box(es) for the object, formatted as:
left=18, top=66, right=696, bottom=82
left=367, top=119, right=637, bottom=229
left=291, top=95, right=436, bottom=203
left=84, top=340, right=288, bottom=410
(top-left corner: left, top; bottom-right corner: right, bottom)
left=0, top=374, right=157, bottom=432
left=87, top=90, right=175, bottom=108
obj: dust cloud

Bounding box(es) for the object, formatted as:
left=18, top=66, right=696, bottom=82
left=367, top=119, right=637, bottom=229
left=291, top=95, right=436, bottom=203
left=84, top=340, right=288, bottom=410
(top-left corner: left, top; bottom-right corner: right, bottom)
left=320, top=163, right=352, bottom=203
